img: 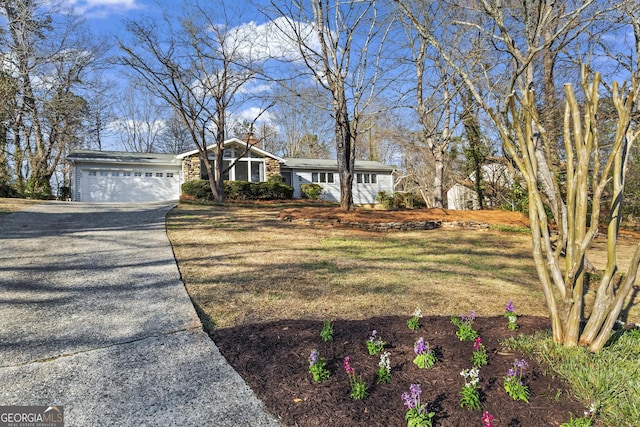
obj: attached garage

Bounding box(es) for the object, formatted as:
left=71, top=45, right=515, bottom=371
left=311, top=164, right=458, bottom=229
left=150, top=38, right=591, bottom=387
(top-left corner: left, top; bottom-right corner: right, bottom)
left=67, top=151, right=182, bottom=203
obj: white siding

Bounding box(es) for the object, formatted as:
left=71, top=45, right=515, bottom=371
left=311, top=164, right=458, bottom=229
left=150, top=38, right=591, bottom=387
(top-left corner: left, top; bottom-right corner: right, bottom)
left=292, top=169, right=393, bottom=204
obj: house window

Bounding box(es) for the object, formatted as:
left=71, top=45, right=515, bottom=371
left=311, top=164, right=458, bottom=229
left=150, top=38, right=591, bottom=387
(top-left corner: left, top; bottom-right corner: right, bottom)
left=312, top=172, right=319, bottom=183
left=145, top=172, right=153, bottom=177
left=112, top=171, right=119, bottom=177
left=327, top=173, right=334, bottom=183
left=100, top=171, right=108, bottom=176
left=356, top=173, right=377, bottom=184
left=251, top=162, right=262, bottom=182
left=166, top=172, right=174, bottom=178
left=134, top=172, right=142, bottom=177
left=156, top=172, right=163, bottom=177
left=235, top=161, right=248, bottom=181
left=88, top=171, right=97, bottom=176
left=123, top=171, right=131, bottom=177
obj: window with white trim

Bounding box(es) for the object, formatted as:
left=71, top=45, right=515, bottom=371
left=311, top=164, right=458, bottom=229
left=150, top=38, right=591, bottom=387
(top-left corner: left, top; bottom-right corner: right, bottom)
left=123, top=171, right=131, bottom=177
left=88, top=171, right=97, bottom=176
left=134, top=172, right=142, bottom=177
left=312, top=172, right=334, bottom=183
left=356, top=173, right=377, bottom=184
left=112, top=171, right=119, bottom=177
left=156, top=172, right=163, bottom=177
left=145, top=172, right=153, bottom=177
left=100, top=171, right=108, bottom=176
left=166, top=172, right=174, bottom=178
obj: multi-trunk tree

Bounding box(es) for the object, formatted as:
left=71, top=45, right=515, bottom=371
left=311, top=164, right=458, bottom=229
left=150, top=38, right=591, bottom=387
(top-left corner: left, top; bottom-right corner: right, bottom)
left=396, top=0, right=640, bottom=351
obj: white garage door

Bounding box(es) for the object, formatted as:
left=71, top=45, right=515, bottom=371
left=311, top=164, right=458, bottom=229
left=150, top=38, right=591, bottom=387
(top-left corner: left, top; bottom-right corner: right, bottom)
left=80, top=169, right=180, bottom=203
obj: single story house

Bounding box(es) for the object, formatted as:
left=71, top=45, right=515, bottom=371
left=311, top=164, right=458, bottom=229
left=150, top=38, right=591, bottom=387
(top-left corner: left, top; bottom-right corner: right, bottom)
left=67, top=138, right=395, bottom=204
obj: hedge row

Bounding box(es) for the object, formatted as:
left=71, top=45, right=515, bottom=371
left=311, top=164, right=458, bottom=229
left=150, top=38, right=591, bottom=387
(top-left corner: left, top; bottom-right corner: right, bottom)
left=182, top=178, right=293, bottom=201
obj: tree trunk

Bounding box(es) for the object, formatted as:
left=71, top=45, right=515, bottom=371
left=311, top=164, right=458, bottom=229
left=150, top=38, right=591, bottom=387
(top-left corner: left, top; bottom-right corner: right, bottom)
left=433, top=148, right=445, bottom=209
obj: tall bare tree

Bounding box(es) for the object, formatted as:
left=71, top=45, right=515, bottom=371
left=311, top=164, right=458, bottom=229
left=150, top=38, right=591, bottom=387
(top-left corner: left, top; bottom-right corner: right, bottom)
left=113, top=83, right=167, bottom=153
left=397, top=1, right=467, bottom=208
left=0, top=0, right=106, bottom=198
left=270, top=0, right=394, bottom=210
left=118, top=1, right=261, bottom=201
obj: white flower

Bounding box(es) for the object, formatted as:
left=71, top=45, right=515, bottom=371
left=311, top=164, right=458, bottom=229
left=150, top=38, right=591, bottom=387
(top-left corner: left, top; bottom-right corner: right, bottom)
left=413, top=308, right=422, bottom=318
left=378, top=351, right=391, bottom=371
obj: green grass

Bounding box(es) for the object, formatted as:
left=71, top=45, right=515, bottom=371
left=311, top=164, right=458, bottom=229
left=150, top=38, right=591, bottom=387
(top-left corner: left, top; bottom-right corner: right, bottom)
left=505, top=328, right=640, bottom=425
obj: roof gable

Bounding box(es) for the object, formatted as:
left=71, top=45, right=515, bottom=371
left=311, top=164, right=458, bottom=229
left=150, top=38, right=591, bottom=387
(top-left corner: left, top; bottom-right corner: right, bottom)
left=176, top=138, right=284, bottom=162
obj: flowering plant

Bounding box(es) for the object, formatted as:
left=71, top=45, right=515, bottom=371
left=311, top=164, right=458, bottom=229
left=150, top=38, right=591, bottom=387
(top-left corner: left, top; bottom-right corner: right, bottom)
left=451, top=310, right=479, bottom=341
left=503, top=359, right=530, bottom=402
left=343, top=356, right=368, bottom=400
left=376, top=351, right=392, bottom=384
left=320, top=318, right=334, bottom=342
left=482, top=411, right=494, bottom=427
left=366, top=329, right=386, bottom=355
left=407, top=307, right=422, bottom=331
left=459, top=368, right=481, bottom=410
left=402, top=384, right=435, bottom=427
left=413, top=337, right=437, bottom=369
left=471, top=337, right=488, bottom=368
left=504, top=300, right=518, bottom=330
left=308, top=349, right=330, bottom=383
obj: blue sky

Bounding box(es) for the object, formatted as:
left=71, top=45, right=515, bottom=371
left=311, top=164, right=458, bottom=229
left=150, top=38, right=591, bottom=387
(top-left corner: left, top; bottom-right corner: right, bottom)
left=66, top=0, right=178, bottom=36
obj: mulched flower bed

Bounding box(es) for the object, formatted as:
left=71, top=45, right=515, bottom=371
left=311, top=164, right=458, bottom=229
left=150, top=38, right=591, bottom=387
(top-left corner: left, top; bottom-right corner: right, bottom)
left=213, top=315, right=587, bottom=427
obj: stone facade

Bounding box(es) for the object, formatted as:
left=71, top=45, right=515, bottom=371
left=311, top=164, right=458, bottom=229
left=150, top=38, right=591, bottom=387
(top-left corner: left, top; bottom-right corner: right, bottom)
left=265, top=158, right=281, bottom=180
left=181, top=151, right=281, bottom=183
left=182, top=155, right=202, bottom=181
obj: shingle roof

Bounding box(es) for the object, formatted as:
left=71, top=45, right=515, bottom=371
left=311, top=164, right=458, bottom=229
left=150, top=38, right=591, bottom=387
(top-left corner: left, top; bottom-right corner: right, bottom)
left=67, top=150, right=180, bottom=165
left=282, top=158, right=395, bottom=172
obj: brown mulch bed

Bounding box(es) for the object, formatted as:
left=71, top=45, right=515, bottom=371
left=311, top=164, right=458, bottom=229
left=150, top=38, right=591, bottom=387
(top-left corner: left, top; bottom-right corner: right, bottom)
left=278, top=207, right=531, bottom=228
left=213, top=315, right=586, bottom=427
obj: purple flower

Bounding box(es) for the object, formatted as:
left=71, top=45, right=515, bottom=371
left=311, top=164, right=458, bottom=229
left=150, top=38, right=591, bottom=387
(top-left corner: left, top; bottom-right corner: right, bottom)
left=402, top=384, right=422, bottom=410
left=369, top=330, right=377, bottom=341
left=414, top=337, right=428, bottom=355
left=515, top=358, right=528, bottom=370
left=507, top=367, right=516, bottom=378
left=461, top=310, right=476, bottom=322
left=309, top=350, right=319, bottom=366
left=505, top=300, right=515, bottom=313
left=401, top=391, right=414, bottom=409
left=409, top=383, right=422, bottom=398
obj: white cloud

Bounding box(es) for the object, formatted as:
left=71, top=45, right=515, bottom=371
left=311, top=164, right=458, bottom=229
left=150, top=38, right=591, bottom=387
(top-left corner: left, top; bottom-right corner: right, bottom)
left=226, top=17, right=320, bottom=64
left=64, top=0, right=144, bottom=18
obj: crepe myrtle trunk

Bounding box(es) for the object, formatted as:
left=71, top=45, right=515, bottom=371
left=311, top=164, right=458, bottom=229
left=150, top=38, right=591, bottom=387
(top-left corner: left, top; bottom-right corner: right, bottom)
left=497, top=70, right=640, bottom=352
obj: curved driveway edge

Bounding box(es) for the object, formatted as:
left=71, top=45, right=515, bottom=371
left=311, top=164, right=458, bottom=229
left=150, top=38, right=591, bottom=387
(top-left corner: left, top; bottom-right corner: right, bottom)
left=0, top=202, right=281, bottom=426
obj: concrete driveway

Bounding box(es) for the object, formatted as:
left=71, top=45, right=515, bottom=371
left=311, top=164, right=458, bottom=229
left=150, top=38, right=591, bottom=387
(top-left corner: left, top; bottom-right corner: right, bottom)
left=0, top=202, right=281, bottom=426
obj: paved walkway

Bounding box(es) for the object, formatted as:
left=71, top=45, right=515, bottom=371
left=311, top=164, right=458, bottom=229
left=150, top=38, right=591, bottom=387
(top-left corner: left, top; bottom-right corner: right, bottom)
left=0, top=202, right=281, bottom=426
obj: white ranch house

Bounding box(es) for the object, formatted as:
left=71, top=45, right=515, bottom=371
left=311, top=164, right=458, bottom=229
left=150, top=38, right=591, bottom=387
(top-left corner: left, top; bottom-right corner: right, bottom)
left=67, top=138, right=395, bottom=204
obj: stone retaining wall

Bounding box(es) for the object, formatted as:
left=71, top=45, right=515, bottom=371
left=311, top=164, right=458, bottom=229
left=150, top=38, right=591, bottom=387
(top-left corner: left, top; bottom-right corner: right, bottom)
left=285, top=217, right=492, bottom=232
